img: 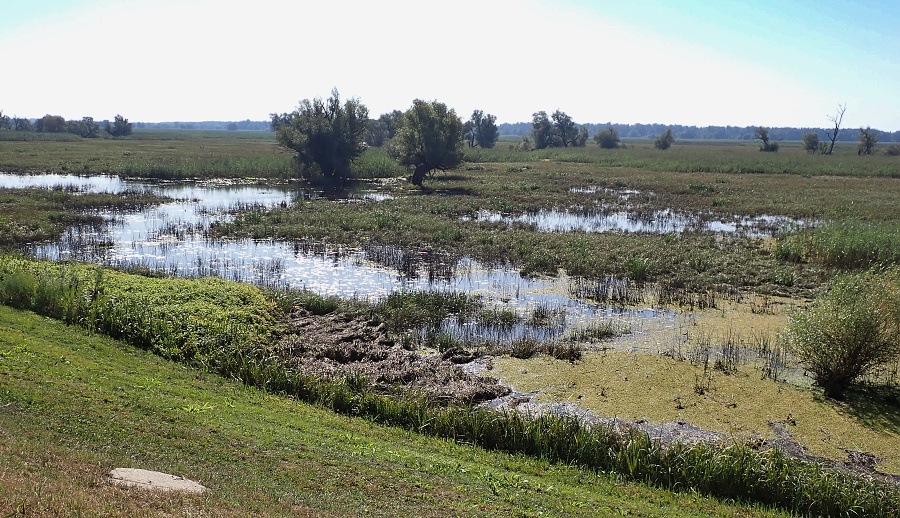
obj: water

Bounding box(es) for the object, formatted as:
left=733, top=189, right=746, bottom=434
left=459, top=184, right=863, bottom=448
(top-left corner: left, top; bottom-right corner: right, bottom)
left=2, top=172, right=695, bottom=348
left=465, top=208, right=806, bottom=237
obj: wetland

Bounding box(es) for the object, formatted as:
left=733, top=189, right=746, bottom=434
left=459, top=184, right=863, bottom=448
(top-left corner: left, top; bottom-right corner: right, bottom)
left=1, top=134, right=899, bottom=514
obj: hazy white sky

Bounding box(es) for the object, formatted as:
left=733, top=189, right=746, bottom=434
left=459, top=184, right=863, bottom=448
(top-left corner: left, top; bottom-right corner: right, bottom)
left=1, top=0, right=898, bottom=129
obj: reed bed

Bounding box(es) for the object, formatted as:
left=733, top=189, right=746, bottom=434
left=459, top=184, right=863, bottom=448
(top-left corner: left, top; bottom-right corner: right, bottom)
left=1, top=254, right=899, bottom=516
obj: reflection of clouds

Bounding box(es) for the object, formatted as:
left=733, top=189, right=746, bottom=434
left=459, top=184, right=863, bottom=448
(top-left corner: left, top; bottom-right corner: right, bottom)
left=468, top=209, right=810, bottom=237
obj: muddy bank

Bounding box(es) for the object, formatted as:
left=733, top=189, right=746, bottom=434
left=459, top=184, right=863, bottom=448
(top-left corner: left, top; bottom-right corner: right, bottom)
left=275, top=308, right=510, bottom=403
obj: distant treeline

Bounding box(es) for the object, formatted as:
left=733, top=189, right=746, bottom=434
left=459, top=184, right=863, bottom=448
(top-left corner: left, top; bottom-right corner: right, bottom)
left=133, top=120, right=271, bottom=131
left=499, top=122, right=900, bottom=143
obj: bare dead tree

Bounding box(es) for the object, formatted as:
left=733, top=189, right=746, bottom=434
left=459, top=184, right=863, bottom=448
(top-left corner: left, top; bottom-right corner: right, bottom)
left=824, top=104, right=846, bottom=155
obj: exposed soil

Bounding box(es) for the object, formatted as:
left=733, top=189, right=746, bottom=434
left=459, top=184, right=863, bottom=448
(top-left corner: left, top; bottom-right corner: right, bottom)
left=275, top=308, right=510, bottom=403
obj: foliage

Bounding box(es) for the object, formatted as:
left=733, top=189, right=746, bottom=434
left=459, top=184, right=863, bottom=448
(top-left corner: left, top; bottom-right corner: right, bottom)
left=0, top=110, right=11, bottom=130
left=593, top=124, right=620, bottom=149
left=106, top=114, right=133, bottom=137
left=271, top=89, right=369, bottom=179
left=801, top=132, right=819, bottom=153
left=754, top=127, right=779, bottom=152
left=464, top=110, right=499, bottom=149
left=67, top=116, right=101, bottom=138
left=654, top=128, right=675, bottom=150
left=785, top=267, right=900, bottom=397
left=886, top=144, right=900, bottom=157
left=387, top=99, right=464, bottom=186
left=0, top=256, right=280, bottom=369
left=364, top=110, right=402, bottom=147
left=14, top=117, right=34, bottom=131
left=35, top=114, right=67, bottom=133
left=858, top=126, right=879, bottom=155
left=551, top=110, right=579, bottom=147
left=530, top=110, right=588, bottom=149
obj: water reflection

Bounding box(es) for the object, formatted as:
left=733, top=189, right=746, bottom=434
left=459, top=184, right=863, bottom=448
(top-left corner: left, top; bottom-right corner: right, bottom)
left=5, top=172, right=680, bottom=348
left=466, top=208, right=806, bottom=237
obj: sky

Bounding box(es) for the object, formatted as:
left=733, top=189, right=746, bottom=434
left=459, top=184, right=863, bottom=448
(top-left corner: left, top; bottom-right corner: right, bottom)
left=1, top=0, right=898, bottom=130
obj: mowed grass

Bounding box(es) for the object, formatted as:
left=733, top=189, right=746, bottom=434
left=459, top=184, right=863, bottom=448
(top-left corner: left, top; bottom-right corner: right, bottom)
left=0, top=305, right=790, bottom=518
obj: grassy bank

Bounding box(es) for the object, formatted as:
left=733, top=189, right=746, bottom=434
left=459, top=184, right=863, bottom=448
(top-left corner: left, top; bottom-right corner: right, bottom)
left=2, top=255, right=899, bottom=516
left=3, top=305, right=786, bottom=517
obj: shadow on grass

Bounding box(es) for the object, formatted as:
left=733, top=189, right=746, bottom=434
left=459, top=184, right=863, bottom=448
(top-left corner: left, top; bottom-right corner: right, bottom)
left=828, top=385, right=900, bottom=434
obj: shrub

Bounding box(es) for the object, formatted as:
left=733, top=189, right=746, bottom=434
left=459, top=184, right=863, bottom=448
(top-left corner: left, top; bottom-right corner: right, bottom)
left=785, top=268, right=900, bottom=397
left=802, top=132, right=820, bottom=153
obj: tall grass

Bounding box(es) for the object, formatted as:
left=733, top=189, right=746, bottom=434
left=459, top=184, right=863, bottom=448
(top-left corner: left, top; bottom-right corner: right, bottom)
left=776, top=219, right=900, bottom=269
left=2, top=254, right=900, bottom=516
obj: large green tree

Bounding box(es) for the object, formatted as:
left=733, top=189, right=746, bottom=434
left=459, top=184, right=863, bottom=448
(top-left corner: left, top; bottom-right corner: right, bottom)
left=388, top=99, right=464, bottom=186
left=35, top=114, right=67, bottom=133
left=67, top=116, right=101, bottom=138
left=106, top=114, right=132, bottom=137
left=271, top=89, right=369, bottom=179
left=531, top=109, right=587, bottom=149
left=470, top=110, right=499, bottom=149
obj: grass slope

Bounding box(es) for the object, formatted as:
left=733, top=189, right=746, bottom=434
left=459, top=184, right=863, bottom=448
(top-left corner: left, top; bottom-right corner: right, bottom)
left=0, top=305, right=788, bottom=517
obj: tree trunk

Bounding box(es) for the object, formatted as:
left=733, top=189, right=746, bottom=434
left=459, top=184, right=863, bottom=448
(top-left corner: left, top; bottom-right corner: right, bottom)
left=411, top=163, right=430, bottom=186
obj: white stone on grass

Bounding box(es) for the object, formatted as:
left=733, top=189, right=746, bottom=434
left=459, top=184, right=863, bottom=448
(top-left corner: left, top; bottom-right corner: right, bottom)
left=108, top=468, right=206, bottom=493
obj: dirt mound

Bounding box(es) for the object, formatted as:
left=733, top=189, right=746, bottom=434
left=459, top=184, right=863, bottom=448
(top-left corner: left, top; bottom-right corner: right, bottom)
left=275, top=308, right=509, bottom=403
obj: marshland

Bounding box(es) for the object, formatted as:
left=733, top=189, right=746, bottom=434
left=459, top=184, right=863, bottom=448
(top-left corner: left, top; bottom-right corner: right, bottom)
left=1, top=129, right=899, bottom=517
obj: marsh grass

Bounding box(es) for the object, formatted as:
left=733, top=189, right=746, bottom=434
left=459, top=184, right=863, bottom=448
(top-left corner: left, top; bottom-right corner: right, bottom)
left=0, top=187, right=169, bottom=248
left=2, top=255, right=899, bottom=516
left=777, top=219, right=900, bottom=269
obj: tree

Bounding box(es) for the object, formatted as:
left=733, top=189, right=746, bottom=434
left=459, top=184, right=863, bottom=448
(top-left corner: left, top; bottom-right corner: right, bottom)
left=35, top=114, right=67, bottom=133
left=593, top=124, right=620, bottom=149
left=13, top=117, right=34, bottom=132
left=754, top=127, right=779, bottom=152
left=466, top=110, right=499, bottom=149
left=824, top=104, right=846, bottom=155
left=551, top=110, right=579, bottom=147
left=387, top=99, right=464, bottom=186
left=68, top=117, right=101, bottom=138
left=0, top=111, right=11, bottom=131
left=802, top=132, right=820, bottom=153
left=573, top=126, right=589, bottom=147
left=270, top=89, right=369, bottom=179
left=654, top=128, right=675, bottom=150
left=857, top=127, right=878, bottom=155
left=530, top=111, right=553, bottom=149
left=462, top=119, right=476, bottom=148
left=106, top=114, right=133, bottom=137
left=365, top=110, right=402, bottom=147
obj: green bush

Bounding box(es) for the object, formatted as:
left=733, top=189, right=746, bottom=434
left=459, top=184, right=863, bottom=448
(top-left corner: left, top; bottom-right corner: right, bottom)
left=785, top=267, right=900, bottom=397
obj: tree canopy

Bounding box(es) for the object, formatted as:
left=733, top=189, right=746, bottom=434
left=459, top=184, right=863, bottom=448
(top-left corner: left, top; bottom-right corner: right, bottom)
left=530, top=110, right=587, bottom=149
left=654, top=128, right=675, bottom=150
left=464, top=110, right=499, bottom=149
left=106, top=115, right=133, bottom=137
left=388, top=99, right=464, bottom=186
left=593, top=124, right=620, bottom=149
left=271, top=89, right=369, bottom=179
